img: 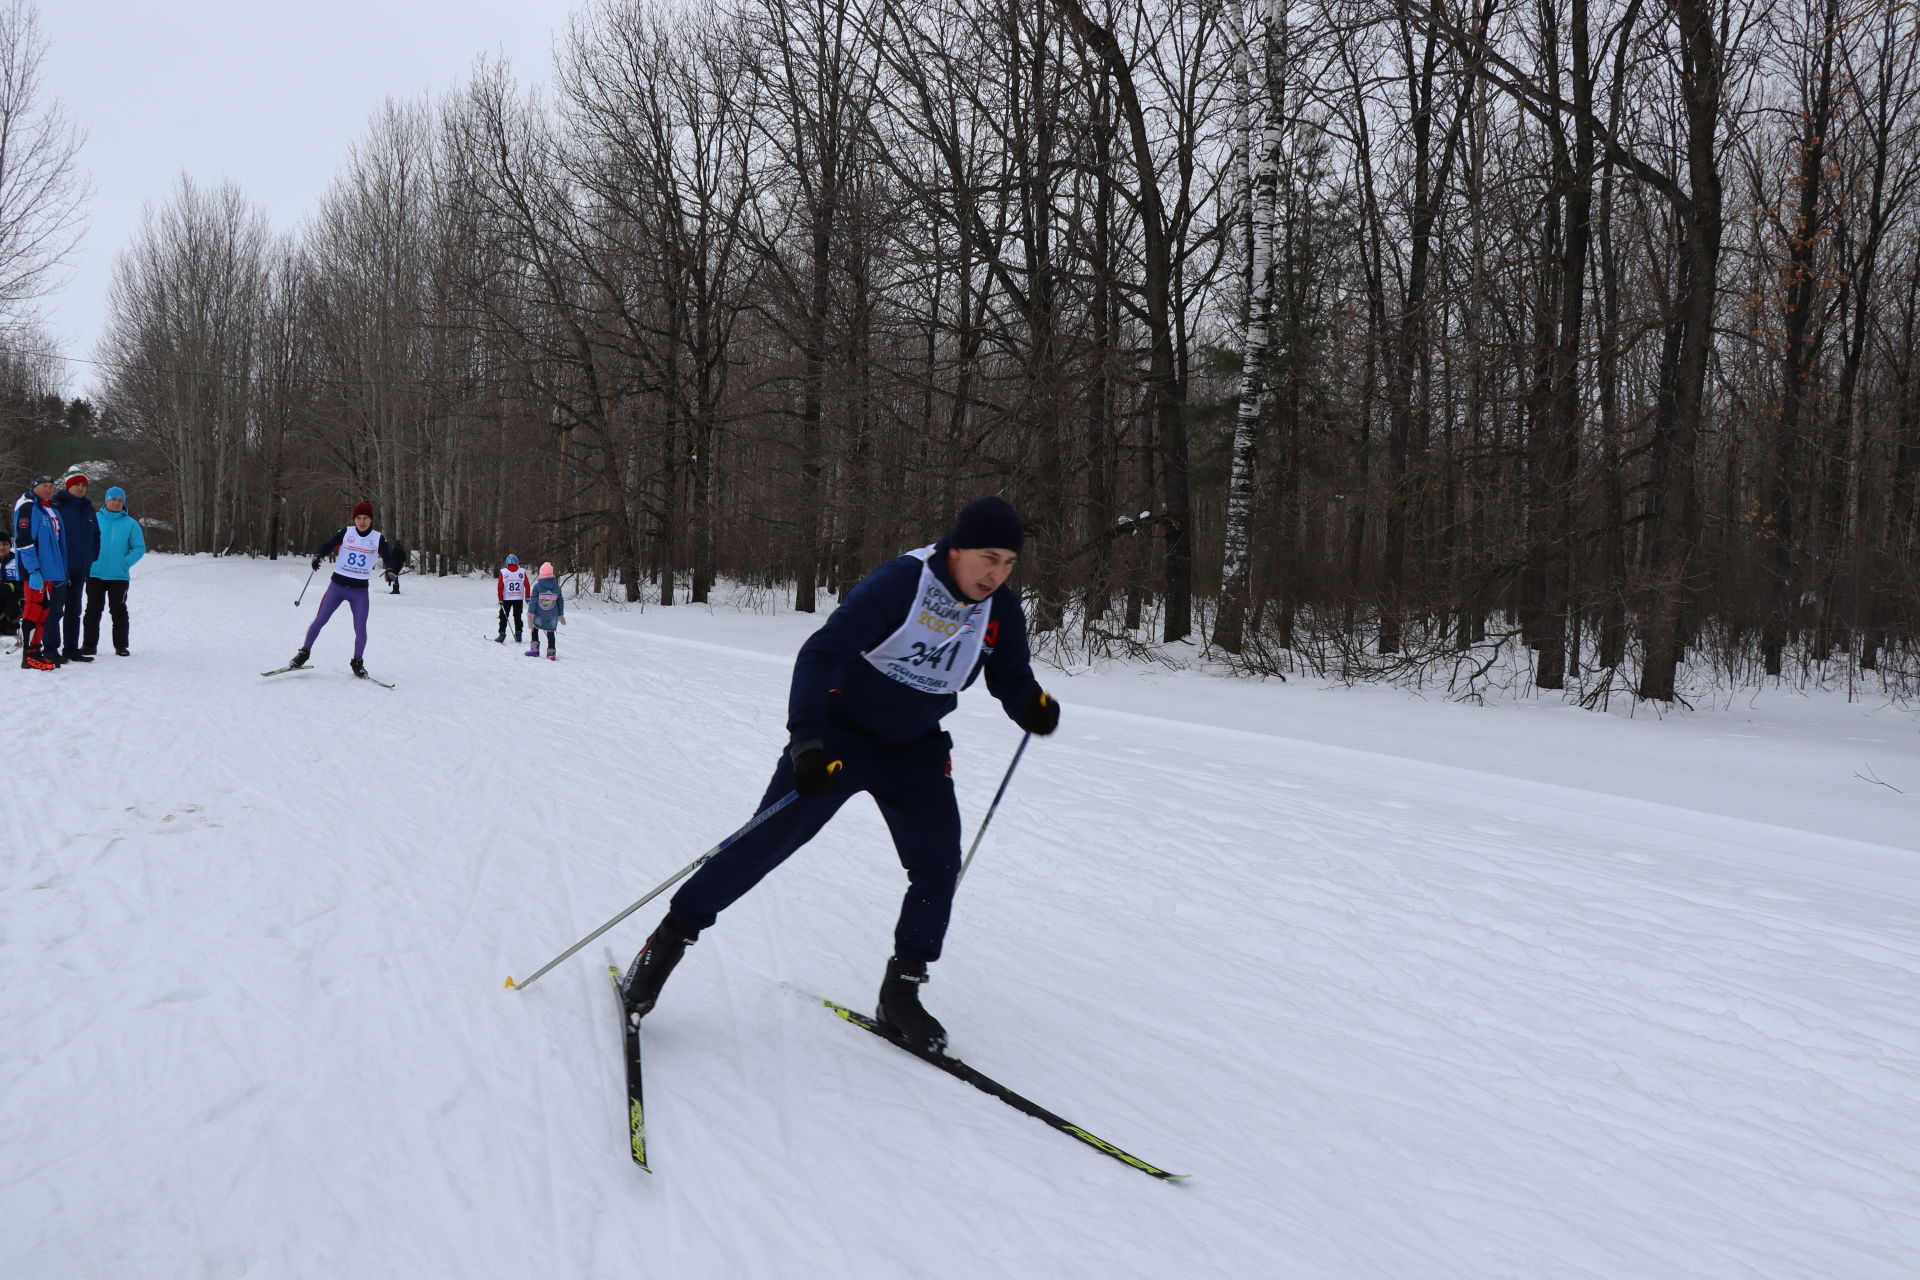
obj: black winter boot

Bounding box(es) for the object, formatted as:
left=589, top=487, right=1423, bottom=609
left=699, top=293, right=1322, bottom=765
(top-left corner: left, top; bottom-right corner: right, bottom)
left=289, top=648, right=310, bottom=669
left=621, top=914, right=701, bottom=1017
left=350, top=657, right=367, bottom=677
left=876, top=957, right=948, bottom=1055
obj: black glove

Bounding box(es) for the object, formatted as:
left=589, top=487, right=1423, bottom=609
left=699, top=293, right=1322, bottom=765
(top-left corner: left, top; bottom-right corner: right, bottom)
left=310, top=556, right=323, bottom=572
left=791, top=741, right=844, bottom=797
left=1016, top=690, right=1060, bottom=736
left=385, top=570, right=398, bottom=586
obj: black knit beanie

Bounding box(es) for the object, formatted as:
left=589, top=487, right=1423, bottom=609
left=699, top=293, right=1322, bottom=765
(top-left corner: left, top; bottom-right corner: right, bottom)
left=944, top=496, right=1024, bottom=554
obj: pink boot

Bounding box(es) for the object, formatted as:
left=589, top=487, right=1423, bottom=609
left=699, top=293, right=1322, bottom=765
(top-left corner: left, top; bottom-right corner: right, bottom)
left=525, top=643, right=540, bottom=656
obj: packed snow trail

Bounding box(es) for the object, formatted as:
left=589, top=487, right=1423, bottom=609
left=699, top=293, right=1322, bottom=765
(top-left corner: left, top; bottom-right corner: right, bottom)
left=2, top=554, right=1917, bottom=1279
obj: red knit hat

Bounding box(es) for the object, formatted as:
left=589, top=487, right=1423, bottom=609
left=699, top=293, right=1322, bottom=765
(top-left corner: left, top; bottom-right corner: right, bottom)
left=352, top=501, right=374, bottom=520
left=65, top=472, right=88, bottom=490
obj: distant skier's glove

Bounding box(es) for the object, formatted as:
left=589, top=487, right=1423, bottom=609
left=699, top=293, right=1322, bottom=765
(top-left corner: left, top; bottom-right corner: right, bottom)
left=27, top=572, right=42, bottom=591
left=1015, top=690, right=1060, bottom=736
left=791, top=741, right=844, bottom=797
left=384, top=571, right=398, bottom=586
left=310, top=556, right=323, bottom=571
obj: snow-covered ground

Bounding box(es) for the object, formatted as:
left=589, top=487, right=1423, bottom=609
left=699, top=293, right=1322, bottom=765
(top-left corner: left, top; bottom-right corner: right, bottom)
left=4, top=554, right=1917, bottom=1279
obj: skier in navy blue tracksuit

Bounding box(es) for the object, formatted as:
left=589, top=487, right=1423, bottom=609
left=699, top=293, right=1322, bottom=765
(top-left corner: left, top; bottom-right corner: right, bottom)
left=620, top=497, right=1061, bottom=1053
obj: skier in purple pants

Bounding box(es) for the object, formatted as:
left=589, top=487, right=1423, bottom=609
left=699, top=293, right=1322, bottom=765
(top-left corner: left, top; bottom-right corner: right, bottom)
left=286, top=501, right=405, bottom=677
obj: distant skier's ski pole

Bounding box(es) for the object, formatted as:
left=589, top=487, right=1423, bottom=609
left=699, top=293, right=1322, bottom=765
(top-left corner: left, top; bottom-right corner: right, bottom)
left=505, top=790, right=801, bottom=991
left=958, top=733, right=1030, bottom=885
left=294, top=565, right=317, bottom=607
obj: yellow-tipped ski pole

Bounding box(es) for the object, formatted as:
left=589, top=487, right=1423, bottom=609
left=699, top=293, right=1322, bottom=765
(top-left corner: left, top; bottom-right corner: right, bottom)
left=505, top=790, right=800, bottom=992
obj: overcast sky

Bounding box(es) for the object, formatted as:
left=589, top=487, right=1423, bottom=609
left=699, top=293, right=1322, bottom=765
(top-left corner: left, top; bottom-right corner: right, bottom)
left=35, top=0, right=576, bottom=399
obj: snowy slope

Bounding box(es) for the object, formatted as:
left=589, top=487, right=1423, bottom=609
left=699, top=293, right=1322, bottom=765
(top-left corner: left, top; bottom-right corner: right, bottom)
left=3, top=554, right=1917, bottom=1279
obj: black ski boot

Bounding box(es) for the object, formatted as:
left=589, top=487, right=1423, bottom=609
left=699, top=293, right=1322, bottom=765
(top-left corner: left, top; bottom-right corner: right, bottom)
left=350, top=657, right=367, bottom=678
left=876, top=957, right=947, bottom=1055
left=289, top=648, right=310, bottom=669
left=620, top=914, right=700, bottom=1017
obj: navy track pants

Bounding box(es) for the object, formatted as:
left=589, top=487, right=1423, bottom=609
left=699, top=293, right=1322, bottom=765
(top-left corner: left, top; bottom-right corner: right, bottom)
left=669, top=747, right=963, bottom=963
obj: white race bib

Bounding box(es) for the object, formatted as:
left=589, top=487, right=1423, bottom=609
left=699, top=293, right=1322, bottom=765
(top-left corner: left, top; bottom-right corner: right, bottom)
left=501, top=567, right=529, bottom=600
left=335, top=528, right=381, bottom=580
left=862, top=546, right=991, bottom=696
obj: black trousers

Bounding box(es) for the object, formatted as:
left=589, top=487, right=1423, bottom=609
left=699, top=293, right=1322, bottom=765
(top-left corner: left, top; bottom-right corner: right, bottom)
left=59, top=577, right=86, bottom=653
left=497, top=599, right=524, bottom=637
left=669, top=743, right=963, bottom=963
left=83, top=579, right=130, bottom=652
left=0, top=580, right=18, bottom=634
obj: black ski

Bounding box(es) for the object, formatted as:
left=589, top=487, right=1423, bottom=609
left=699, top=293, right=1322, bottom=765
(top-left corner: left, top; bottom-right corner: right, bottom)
left=261, top=665, right=309, bottom=677
left=608, top=960, right=651, bottom=1171
left=354, top=670, right=396, bottom=689
left=806, top=992, right=1185, bottom=1181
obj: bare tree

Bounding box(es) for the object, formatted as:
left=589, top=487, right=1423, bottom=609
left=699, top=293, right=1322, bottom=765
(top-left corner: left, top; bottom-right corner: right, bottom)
left=0, top=0, right=85, bottom=325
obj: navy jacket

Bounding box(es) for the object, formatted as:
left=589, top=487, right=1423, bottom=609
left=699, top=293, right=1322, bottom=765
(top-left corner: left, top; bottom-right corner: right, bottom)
left=788, top=544, right=1043, bottom=753
left=53, top=490, right=99, bottom=579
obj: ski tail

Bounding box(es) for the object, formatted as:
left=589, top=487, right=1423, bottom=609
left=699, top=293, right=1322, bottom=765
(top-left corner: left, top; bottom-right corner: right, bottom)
left=807, top=991, right=1185, bottom=1182
left=608, top=960, right=650, bottom=1171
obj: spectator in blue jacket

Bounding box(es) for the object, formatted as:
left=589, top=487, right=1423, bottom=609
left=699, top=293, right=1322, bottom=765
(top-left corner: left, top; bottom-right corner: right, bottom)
left=12, top=472, right=68, bottom=670
left=616, top=496, right=1061, bottom=1054
left=52, top=469, right=99, bottom=662
left=85, top=485, right=146, bottom=657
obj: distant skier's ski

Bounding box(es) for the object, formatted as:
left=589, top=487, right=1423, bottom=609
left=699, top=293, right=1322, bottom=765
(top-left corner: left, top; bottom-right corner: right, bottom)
left=354, top=670, right=396, bottom=689
left=261, top=665, right=309, bottom=677
left=608, top=961, right=651, bottom=1171
left=802, top=990, right=1185, bottom=1182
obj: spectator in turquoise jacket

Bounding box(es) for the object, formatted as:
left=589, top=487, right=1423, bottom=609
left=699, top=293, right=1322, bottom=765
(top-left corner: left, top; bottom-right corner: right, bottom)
left=84, top=485, right=146, bottom=656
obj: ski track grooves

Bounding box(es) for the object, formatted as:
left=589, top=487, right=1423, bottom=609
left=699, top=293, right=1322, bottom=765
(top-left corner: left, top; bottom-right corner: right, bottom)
left=1, top=556, right=1914, bottom=1279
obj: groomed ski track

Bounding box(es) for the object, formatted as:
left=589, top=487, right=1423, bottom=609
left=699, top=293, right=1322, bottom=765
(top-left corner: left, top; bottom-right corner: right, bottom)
left=3, top=553, right=1917, bottom=1279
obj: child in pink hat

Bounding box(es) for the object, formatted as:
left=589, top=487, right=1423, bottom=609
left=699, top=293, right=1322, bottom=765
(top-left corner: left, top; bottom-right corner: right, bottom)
left=526, top=561, right=565, bottom=659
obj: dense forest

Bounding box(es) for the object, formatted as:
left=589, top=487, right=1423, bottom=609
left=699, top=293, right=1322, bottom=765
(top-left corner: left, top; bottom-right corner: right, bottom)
left=7, top=0, right=1920, bottom=703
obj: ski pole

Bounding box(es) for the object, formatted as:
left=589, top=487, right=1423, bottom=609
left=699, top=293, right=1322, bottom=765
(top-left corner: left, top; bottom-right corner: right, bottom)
left=505, top=789, right=801, bottom=991
left=294, top=565, right=317, bottom=607
left=958, top=733, right=1031, bottom=885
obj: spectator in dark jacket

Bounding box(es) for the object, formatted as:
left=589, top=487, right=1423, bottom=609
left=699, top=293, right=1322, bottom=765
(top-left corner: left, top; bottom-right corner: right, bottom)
left=0, top=531, right=19, bottom=638
left=52, top=469, right=100, bottom=662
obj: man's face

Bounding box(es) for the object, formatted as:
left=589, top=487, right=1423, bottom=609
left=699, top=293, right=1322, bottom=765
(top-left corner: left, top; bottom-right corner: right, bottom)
left=33, top=481, right=53, bottom=502
left=105, top=496, right=125, bottom=513
left=354, top=515, right=372, bottom=533
left=947, top=546, right=1018, bottom=602
left=67, top=481, right=86, bottom=499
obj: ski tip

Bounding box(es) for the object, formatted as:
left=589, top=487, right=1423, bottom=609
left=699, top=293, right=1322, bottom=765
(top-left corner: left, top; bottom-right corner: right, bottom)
left=503, top=975, right=518, bottom=989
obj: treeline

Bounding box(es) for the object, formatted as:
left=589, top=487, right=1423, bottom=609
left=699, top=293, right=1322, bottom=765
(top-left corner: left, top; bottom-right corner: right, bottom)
left=86, top=0, right=1920, bottom=701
